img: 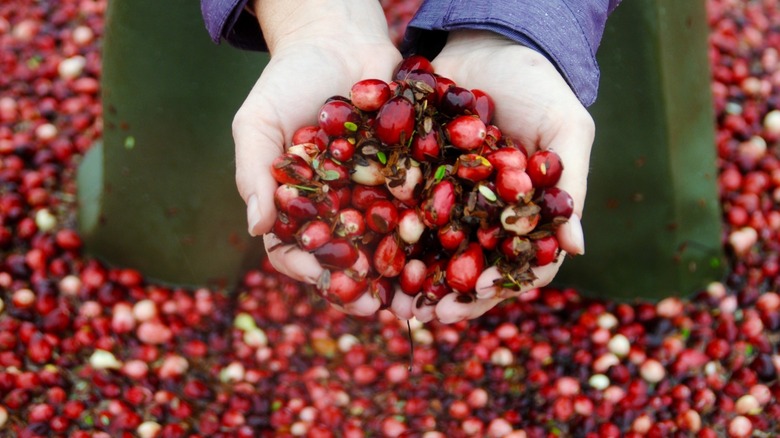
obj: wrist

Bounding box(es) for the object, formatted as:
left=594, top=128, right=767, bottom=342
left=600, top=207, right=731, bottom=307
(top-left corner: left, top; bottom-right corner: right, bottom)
left=253, top=0, right=391, bottom=54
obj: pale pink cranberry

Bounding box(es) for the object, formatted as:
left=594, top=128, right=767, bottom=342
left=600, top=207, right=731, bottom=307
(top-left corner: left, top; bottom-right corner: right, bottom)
left=639, top=359, right=666, bottom=383
left=158, top=355, right=189, bottom=379
left=137, top=321, right=173, bottom=345
left=58, top=275, right=82, bottom=295
left=467, top=388, right=488, bottom=409
left=487, top=418, right=513, bottom=438
left=656, top=297, right=683, bottom=318
left=728, top=416, right=752, bottom=438
left=121, top=360, right=149, bottom=379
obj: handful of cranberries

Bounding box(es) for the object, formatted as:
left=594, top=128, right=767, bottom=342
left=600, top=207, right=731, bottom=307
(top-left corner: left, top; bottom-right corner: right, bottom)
left=269, top=56, right=573, bottom=310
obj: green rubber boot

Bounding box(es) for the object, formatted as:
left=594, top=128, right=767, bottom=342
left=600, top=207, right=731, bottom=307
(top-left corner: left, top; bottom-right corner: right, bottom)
left=77, top=0, right=268, bottom=287
left=557, top=0, right=725, bottom=300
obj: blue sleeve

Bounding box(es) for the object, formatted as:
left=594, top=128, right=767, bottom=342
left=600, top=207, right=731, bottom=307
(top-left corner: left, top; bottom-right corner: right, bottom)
left=202, top=0, right=621, bottom=105
left=201, top=0, right=265, bottom=51
left=401, top=0, right=622, bottom=107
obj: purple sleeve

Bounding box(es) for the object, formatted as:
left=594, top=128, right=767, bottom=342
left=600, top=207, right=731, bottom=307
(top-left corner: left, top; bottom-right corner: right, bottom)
left=201, top=0, right=265, bottom=51
left=202, top=0, right=620, bottom=105
left=402, top=0, right=623, bottom=107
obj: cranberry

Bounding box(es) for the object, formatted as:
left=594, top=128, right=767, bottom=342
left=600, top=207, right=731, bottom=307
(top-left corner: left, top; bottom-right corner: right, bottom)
left=374, top=96, right=415, bottom=145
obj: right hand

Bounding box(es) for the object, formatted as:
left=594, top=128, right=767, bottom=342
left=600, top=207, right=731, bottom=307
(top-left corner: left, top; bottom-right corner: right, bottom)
left=233, top=0, right=401, bottom=315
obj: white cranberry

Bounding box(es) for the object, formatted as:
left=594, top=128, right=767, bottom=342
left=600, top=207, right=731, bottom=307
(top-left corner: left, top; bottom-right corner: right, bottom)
left=728, top=415, right=753, bottom=438
left=132, top=300, right=158, bottom=322
left=351, top=159, right=385, bottom=185
left=588, top=374, right=610, bottom=390
left=764, top=109, right=780, bottom=135
left=290, top=421, right=308, bottom=436
left=243, top=328, right=268, bottom=348
left=299, top=406, right=317, bottom=422
left=13, top=288, right=35, bottom=309
left=58, top=55, right=87, bottom=79
left=607, top=334, right=630, bottom=357
left=386, top=160, right=422, bottom=202
left=728, top=227, right=758, bottom=256
left=597, top=312, right=618, bottom=329
left=656, top=297, right=683, bottom=318
left=220, top=362, right=245, bottom=383
left=136, top=421, right=162, bottom=438
left=58, top=275, right=82, bottom=296
left=72, top=25, right=95, bottom=45
left=490, top=347, right=514, bottom=366
left=487, top=418, right=513, bottom=438
left=89, top=350, right=122, bottom=370
left=639, top=359, right=666, bottom=383
left=467, top=388, right=488, bottom=408
left=735, top=394, right=761, bottom=415
left=35, top=123, right=58, bottom=141
left=593, top=353, right=620, bottom=373
left=34, top=208, right=57, bottom=232
left=158, top=355, right=189, bottom=379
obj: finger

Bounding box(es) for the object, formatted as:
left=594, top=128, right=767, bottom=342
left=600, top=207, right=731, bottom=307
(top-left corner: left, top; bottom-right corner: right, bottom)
left=475, top=257, right=564, bottom=301
left=434, top=293, right=501, bottom=324
left=556, top=214, right=585, bottom=256
left=390, top=289, right=415, bottom=320
left=233, top=98, right=288, bottom=236
left=263, top=234, right=323, bottom=282
left=539, top=110, right=592, bottom=256
left=411, top=294, right=436, bottom=323
left=342, top=291, right=381, bottom=317
left=540, top=108, right=594, bottom=212
left=475, top=266, right=502, bottom=299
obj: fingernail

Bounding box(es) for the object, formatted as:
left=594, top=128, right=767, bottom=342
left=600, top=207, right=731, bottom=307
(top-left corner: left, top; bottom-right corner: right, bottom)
left=247, top=194, right=260, bottom=236
left=569, top=214, right=585, bottom=255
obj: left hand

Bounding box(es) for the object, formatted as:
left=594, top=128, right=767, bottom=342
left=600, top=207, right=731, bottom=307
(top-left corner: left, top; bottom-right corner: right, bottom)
left=400, top=30, right=595, bottom=324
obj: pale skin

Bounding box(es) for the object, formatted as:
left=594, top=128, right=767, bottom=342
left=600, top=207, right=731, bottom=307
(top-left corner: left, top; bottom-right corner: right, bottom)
left=234, top=0, right=594, bottom=323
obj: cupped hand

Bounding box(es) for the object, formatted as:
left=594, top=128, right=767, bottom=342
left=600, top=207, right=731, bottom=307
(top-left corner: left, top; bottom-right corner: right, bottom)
left=403, top=30, right=595, bottom=324
left=233, top=1, right=401, bottom=315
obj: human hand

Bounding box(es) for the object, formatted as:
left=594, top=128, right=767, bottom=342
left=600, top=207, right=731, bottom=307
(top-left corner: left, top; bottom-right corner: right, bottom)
left=400, top=30, right=595, bottom=324
left=232, top=0, right=401, bottom=316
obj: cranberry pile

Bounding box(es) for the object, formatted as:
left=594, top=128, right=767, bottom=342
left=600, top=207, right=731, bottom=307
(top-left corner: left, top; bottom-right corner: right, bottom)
left=0, top=0, right=778, bottom=437
left=270, top=58, right=572, bottom=308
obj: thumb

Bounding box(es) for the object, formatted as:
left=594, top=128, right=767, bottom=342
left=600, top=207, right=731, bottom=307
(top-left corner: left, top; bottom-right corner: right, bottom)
left=233, top=116, right=284, bottom=236
left=540, top=113, right=594, bottom=256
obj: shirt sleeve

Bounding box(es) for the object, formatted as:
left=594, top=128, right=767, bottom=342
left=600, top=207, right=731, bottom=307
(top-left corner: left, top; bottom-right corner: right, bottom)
left=200, top=0, right=266, bottom=51
left=401, top=0, right=623, bottom=107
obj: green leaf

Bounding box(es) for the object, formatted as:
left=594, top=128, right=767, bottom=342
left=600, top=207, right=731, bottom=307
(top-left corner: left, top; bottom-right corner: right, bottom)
left=271, top=400, right=282, bottom=411
left=321, top=170, right=341, bottom=181
left=27, top=56, right=42, bottom=69
left=290, top=184, right=317, bottom=192
left=377, top=151, right=387, bottom=165
left=124, top=136, right=136, bottom=150
left=478, top=185, right=497, bottom=202
left=344, top=121, right=358, bottom=132
left=434, top=165, right=446, bottom=182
